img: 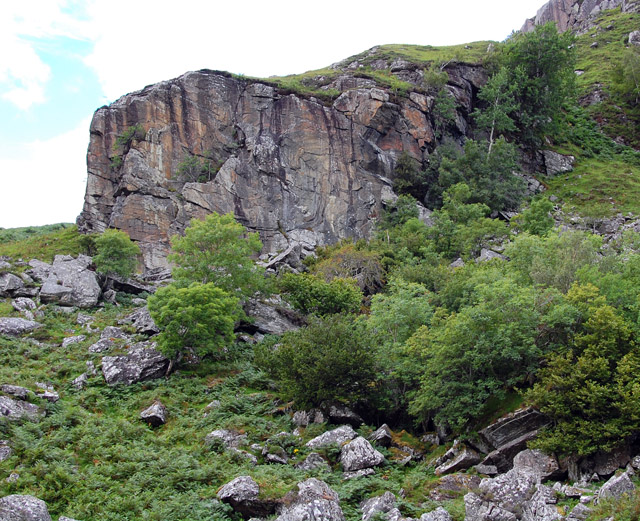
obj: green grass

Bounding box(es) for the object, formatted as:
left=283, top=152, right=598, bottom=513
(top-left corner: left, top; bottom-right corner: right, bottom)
left=0, top=225, right=93, bottom=263
left=545, top=157, right=640, bottom=217
left=0, top=223, right=74, bottom=245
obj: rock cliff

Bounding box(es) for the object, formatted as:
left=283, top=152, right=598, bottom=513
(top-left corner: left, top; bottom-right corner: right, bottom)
left=521, top=0, right=640, bottom=33
left=77, top=53, right=487, bottom=270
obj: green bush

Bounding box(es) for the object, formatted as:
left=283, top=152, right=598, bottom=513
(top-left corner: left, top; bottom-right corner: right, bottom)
left=93, top=229, right=140, bottom=278
left=277, top=272, right=362, bottom=315
left=147, top=282, right=240, bottom=361
left=256, top=314, right=378, bottom=407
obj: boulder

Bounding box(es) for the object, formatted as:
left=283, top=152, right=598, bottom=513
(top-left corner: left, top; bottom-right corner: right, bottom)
left=88, top=339, right=115, bottom=353
left=61, top=335, right=86, bottom=348
left=275, top=479, right=344, bottom=521
left=295, top=452, right=330, bottom=471
left=479, top=407, right=549, bottom=452
left=0, top=396, right=44, bottom=421
left=0, top=317, right=42, bottom=337
left=429, top=474, right=481, bottom=502
left=25, top=260, right=51, bottom=283
left=101, top=343, right=169, bottom=385
left=243, top=296, right=304, bottom=336
left=39, top=255, right=101, bottom=308
left=598, top=471, right=635, bottom=499
left=0, top=273, right=25, bottom=296
left=0, top=494, right=52, bottom=521
left=100, top=326, right=130, bottom=340
left=0, top=440, right=12, bottom=462
left=566, top=504, right=592, bottom=521
left=435, top=445, right=481, bottom=476
left=477, top=467, right=539, bottom=515
left=11, top=298, right=38, bottom=320
left=71, top=373, right=88, bottom=390
left=361, top=491, right=396, bottom=521
left=107, top=274, right=155, bottom=295
left=480, top=430, right=542, bottom=473
left=513, top=449, right=563, bottom=481
left=140, top=401, right=168, bottom=427
left=419, top=507, right=452, bottom=521
left=205, top=429, right=247, bottom=449
left=292, top=409, right=324, bottom=427
left=369, top=424, right=393, bottom=447
left=217, top=475, right=275, bottom=518
left=118, top=307, right=159, bottom=335
left=629, top=30, right=640, bottom=46
left=340, top=436, right=385, bottom=472
left=306, top=425, right=357, bottom=449
left=542, top=150, right=575, bottom=176
left=1, top=385, right=32, bottom=400
left=476, top=249, right=505, bottom=263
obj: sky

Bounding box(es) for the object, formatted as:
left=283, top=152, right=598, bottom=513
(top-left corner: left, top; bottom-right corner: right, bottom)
left=0, top=0, right=546, bottom=229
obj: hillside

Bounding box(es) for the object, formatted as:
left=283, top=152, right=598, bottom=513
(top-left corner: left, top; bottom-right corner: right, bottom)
left=3, top=1, right=640, bottom=520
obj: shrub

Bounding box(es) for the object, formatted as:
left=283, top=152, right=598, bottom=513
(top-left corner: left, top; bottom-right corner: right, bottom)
left=256, top=315, right=377, bottom=407
left=93, top=229, right=140, bottom=278
left=277, top=273, right=362, bottom=315
left=147, top=282, right=240, bottom=361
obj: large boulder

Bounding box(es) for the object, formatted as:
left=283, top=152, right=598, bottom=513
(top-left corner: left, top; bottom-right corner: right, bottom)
left=513, top=449, right=563, bottom=481
left=435, top=442, right=482, bottom=476
left=0, top=396, right=44, bottom=422
left=542, top=150, right=575, bottom=176
left=275, top=479, right=344, bottom=521
left=598, top=471, right=635, bottom=499
left=305, top=425, right=357, bottom=449
left=101, top=342, right=169, bottom=385
left=420, top=507, right=452, bottom=521
left=118, top=307, right=159, bottom=335
left=361, top=492, right=396, bottom=521
left=0, top=318, right=42, bottom=337
left=0, top=494, right=52, bottom=521
left=217, top=475, right=275, bottom=518
left=464, top=493, right=516, bottom=521
left=0, top=273, right=25, bottom=297
left=521, top=485, right=562, bottom=521
left=39, top=255, right=101, bottom=308
left=340, top=436, right=385, bottom=472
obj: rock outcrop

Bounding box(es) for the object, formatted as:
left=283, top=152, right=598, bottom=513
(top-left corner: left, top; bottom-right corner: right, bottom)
left=77, top=59, right=487, bottom=270
left=521, top=0, right=639, bottom=34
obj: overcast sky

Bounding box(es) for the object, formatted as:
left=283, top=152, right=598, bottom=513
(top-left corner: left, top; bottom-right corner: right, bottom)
left=0, top=0, right=545, bottom=229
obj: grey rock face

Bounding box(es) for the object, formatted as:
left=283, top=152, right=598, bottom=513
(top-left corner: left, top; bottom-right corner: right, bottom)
left=0, top=494, right=52, bottom=521
left=140, top=401, right=167, bottom=426
left=521, top=485, right=562, bottom=521
left=464, top=492, right=516, bottom=521
left=0, top=440, right=12, bottom=462
left=361, top=492, right=396, bottom=521
left=292, top=409, right=324, bottom=427
left=100, top=326, right=129, bottom=340
left=275, top=478, right=344, bottom=521
left=306, top=425, right=357, bottom=449
left=0, top=318, right=42, bottom=337
left=62, top=335, right=86, bottom=348
left=118, top=307, right=159, bottom=335
left=435, top=445, right=481, bottom=476
left=521, top=0, right=625, bottom=33
left=205, top=429, right=247, bottom=449
left=542, top=150, right=575, bottom=176
left=39, top=255, right=101, bottom=308
left=598, top=471, right=635, bottom=499
left=77, top=65, right=487, bottom=271
left=0, top=396, right=43, bottom=422
left=11, top=297, right=37, bottom=318
left=88, top=338, right=115, bottom=354
left=296, top=452, right=330, bottom=471
left=244, top=297, right=303, bottom=336
left=477, top=467, right=539, bottom=515
left=0, top=273, right=25, bottom=296
left=419, top=507, right=452, bottom=521
left=101, top=343, right=169, bottom=385
left=479, top=407, right=549, bottom=452
left=217, top=475, right=275, bottom=518
left=340, top=436, right=385, bottom=472
left=25, top=260, right=51, bottom=283
left=0, top=385, right=32, bottom=400
left=513, top=449, right=563, bottom=481
left=369, top=424, right=393, bottom=447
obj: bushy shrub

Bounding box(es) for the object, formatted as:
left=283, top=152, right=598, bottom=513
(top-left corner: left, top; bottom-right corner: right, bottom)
left=255, top=315, right=377, bottom=407
left=93, top=229, right=140, bottom=278
left=277, top=273, right=362, bottom=315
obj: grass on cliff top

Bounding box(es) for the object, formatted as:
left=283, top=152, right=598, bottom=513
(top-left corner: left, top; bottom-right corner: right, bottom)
left=0, top=224, right=91, bottom=263
left=248, top=41, right=495, bottom=102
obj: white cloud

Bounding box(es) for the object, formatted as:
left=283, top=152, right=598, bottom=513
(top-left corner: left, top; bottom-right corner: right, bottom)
left=0, top=117, right=90, bottom=228
left=0, top=0, right=93, bottom=110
